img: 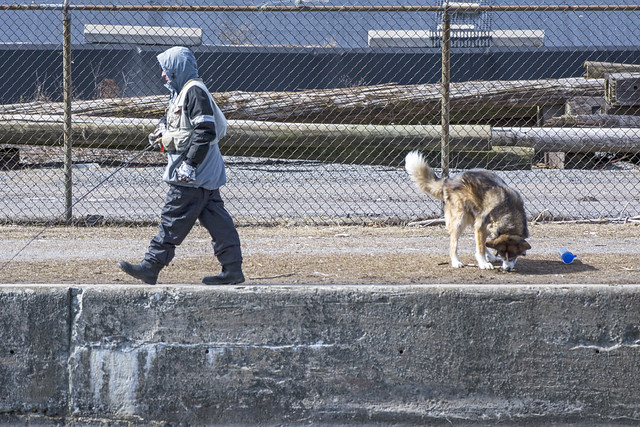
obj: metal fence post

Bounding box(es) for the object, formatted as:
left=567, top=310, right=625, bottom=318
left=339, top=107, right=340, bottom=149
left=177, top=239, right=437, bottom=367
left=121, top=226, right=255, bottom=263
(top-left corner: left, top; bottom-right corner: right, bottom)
left=441, top=2, right=450, bottom=180
left=63, top=0, right=72, bottom=223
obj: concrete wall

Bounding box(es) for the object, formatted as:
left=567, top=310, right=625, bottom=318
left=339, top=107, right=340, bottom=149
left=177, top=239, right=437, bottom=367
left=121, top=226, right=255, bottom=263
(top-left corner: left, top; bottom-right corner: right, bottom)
left=1, top=284, right=640, bottom=425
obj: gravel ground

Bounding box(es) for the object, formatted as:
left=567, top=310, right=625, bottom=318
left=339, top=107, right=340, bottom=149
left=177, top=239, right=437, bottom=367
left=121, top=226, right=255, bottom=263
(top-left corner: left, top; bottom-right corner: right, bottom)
left=1, top=222, right=639, bottom=285
left=1, top=157, right=639, bottom=225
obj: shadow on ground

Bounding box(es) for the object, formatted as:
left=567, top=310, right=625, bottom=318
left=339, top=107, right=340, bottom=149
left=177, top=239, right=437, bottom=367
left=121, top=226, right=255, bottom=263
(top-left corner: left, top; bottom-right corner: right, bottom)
left=515, top=259, right=598, bottom=275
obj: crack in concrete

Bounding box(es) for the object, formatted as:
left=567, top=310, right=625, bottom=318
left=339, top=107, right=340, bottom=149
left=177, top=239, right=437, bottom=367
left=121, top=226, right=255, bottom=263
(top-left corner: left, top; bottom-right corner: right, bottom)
left=67, top=287, right=83, bottom=416
left=570, top=342, right=640, bottom=352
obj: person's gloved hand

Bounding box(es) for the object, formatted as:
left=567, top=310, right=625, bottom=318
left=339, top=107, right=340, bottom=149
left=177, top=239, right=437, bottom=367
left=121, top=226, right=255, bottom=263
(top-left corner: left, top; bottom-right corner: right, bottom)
left=148, top=123, right=166, bottom=148
left=176, top=161, right=197, bottom=183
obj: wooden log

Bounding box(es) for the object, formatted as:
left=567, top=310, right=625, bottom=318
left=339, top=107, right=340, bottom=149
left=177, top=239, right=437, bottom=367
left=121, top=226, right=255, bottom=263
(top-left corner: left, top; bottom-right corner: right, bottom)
left=584, top=61, right=640, bottom=79
left=6, top=114, right=638, bottom=157
left=220, top=78, right=604, bottom=124
left=0, top=115, right=153, bottom=151
left=0, top=78, right=604, bottom=125
left=544, top=114, right=640, bottom=128
left=492, top=127, right=640, bottom=153
left=225, top=120, right=491, bottom=150
left=0, top=97, right=167, bottom=118
left=0, top=115, right=491, bottom=152
left=564, top=96, right=604, bottom=116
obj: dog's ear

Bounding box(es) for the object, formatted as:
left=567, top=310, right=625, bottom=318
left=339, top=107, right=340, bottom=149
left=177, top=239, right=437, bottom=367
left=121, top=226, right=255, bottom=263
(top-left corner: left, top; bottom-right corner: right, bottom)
left=486, top=234, right=509, bottom=250
left=519, top=239, right=532, bottom=253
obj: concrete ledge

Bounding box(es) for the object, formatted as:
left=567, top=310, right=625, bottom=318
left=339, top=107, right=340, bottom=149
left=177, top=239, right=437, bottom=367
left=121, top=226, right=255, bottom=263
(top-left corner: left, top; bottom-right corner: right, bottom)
left=1, top=284, right=640, bottom=424
left=83, top=24, right=202, bottom=46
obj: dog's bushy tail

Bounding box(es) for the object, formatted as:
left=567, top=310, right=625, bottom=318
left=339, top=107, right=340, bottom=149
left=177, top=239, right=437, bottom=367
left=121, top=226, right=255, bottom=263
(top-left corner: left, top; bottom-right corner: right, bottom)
left=404, top=151, right=444, bottom=200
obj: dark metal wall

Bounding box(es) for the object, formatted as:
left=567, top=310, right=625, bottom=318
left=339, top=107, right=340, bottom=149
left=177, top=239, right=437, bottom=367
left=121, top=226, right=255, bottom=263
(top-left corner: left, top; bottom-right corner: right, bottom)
left=3, top=45, right=640, bottom=103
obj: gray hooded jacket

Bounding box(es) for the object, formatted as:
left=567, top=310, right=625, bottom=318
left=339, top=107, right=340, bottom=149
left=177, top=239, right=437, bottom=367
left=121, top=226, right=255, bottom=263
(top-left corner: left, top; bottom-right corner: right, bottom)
left=156, top=46, right=228, bottom=190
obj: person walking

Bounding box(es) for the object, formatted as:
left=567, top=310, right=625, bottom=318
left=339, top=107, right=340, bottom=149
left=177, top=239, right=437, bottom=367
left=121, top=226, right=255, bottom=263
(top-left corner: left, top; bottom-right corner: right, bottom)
left=118, top=46, right=244, bottom=286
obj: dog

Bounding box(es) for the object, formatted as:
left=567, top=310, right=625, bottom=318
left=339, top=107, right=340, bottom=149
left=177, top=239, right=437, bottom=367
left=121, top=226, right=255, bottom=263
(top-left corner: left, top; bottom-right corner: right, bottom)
left=404, top=151, right=530, bottom=271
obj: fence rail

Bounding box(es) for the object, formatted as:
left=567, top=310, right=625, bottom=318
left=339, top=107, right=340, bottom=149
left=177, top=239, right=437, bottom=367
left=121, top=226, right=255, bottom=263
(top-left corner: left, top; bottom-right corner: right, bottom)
left=4, top=4, right=640, bottom=11
left=1, top=2, right=639, bottom=226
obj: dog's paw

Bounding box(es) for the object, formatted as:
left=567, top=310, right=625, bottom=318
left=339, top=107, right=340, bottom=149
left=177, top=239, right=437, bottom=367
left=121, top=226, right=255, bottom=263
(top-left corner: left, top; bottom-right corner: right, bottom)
left=476, top=252, right=495, bottom=269
left=451, top=259, right=465, bottom=268
left=486, top=251, right=499, bottom=262
left=478, top=261, right=495, bottom=270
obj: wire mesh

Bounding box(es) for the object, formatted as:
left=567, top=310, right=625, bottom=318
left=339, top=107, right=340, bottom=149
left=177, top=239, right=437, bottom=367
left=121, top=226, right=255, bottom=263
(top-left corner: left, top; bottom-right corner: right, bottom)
left=0, top=2, right=639, bottom=226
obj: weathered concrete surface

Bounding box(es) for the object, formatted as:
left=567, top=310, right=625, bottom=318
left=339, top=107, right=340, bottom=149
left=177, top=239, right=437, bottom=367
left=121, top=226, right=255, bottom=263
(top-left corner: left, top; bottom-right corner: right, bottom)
left=0, top=286, right=70, bottom=418
left=1, top=284, right=640, bottom=425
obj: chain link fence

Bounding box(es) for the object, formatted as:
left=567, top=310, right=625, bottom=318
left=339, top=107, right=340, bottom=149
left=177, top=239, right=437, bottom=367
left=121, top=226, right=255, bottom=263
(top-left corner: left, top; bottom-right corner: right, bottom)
left=1, top=2, right=639, bottom=226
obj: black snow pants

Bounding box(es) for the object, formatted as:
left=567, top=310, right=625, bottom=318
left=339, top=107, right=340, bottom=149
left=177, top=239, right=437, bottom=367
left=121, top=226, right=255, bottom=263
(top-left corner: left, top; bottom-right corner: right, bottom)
left=144, top=184, right=242, bottom=268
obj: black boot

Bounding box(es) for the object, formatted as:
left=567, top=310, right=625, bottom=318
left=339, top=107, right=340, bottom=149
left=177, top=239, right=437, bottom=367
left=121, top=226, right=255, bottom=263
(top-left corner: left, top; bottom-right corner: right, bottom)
left=118, top=260, right=162, bottom=285
left=202, top=262, right=245, bottom=285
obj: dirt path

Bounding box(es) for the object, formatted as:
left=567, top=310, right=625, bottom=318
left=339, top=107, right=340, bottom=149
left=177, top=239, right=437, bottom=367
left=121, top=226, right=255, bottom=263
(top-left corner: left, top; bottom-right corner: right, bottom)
left=0, top=223, right=639, bottom=285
